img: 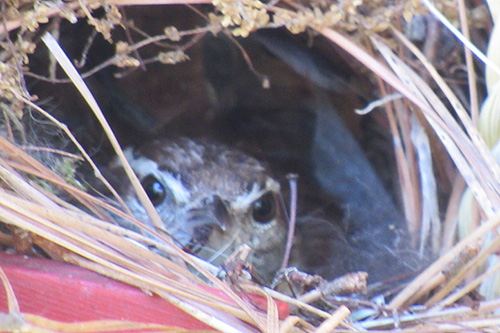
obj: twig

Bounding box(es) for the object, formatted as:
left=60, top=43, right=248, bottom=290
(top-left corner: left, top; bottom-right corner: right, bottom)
left=389, top=210, right=500, bottom=308
left=457, top=0, right=479, bottom=125
left=281, top=173, right=298, bottom=269
left=40, top=32, right=159, bottom=228
left=0, top=266, right=19, bottom=314
left=315, top=306, right=350, bottom=333
left=420, top=0, right=500, bottom=78
left=6, top=91, right=131, bottom=218
left=355, top=93, right=403, bottom=115
left=263, top=287, right=332, bottom=320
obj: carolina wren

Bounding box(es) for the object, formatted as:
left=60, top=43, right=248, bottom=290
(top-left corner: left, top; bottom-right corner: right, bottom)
left=107, top=138, right=288, bottom=283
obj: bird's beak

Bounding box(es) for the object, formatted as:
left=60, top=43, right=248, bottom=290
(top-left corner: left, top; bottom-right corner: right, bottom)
left=207, top=195, right=231, bottom=232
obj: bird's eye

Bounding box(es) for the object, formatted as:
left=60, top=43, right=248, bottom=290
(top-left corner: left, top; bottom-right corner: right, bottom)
left=141, top=175, right=166, bottom=206
left=251, top=192, right=276, bottom=223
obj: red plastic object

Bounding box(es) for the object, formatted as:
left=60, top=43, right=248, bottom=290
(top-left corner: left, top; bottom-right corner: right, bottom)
left=0, top=253, right=288, bottom=332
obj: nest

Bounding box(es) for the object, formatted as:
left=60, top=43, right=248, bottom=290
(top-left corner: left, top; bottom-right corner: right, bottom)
left=1, top=0, right=500, bottom=331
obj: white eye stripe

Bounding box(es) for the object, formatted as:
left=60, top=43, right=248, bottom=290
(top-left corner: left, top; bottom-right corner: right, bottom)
left=160, top=171, right=191, bottom=202
left=125, top=150, right=191, bottom=203
left=231, top=178, right=280, bottom=211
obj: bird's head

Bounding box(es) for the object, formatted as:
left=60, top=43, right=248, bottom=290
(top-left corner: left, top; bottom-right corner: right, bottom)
left=108, top=138, right=288, bottom=282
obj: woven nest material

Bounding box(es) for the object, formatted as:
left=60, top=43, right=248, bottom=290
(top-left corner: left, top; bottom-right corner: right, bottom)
left=1, top=0, right=500, bottom=332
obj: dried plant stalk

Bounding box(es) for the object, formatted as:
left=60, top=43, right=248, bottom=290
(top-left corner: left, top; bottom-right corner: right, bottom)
left=3, top=0, right=500, bottom=331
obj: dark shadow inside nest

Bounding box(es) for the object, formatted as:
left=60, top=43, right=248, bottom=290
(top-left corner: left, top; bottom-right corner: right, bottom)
left=24, top=5, right=427, bottom=295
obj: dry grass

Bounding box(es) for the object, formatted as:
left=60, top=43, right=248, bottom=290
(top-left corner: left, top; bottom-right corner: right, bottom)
left=0, top=0, right=499, bottom=331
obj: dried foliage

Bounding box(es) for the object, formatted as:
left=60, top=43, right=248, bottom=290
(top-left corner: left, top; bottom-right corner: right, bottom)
left=0, top=0, right=499, bottom=332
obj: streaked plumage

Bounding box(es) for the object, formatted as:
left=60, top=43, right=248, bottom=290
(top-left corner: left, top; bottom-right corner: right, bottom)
left=107, top=138, right=288, bottom=282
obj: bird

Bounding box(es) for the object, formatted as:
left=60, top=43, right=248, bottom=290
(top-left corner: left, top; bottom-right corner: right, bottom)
left=104, top=137, right=419, bottom=288
left=105, top=137, right=288, bottom=283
